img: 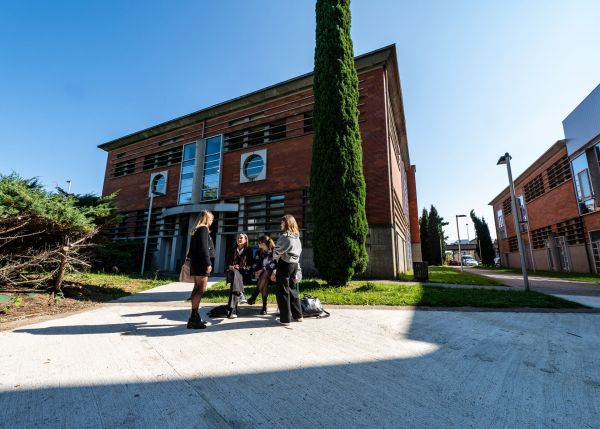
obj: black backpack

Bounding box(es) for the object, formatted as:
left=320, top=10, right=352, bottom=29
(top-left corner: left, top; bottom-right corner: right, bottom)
left=208, top=305, right=230, bottom=318
left=300, top=294, right=330, bottom=318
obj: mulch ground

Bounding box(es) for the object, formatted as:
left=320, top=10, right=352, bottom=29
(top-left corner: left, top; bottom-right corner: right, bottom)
left=0, top=283, right=122, bottom=329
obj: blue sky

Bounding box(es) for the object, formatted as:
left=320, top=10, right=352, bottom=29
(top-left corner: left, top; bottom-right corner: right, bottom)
left=1, top=0, right=599, bottom=241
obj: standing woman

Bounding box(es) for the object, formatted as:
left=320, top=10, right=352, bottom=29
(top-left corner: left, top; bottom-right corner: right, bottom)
left=187, top=210, right=215, bottom=329
left=273, top=214, right=303, bottom=325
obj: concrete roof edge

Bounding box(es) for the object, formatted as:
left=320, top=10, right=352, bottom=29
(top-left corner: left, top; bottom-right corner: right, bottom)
left=98, top=44, right=396, bottom=152
left=488, top=139, right=566, bottom=206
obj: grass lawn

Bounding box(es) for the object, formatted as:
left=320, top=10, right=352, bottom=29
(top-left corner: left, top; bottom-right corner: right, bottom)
left=474, top=266, right=600, bottom=284
left=203, top=279, right=583, bottom=309
left=63, top=272, right=177, bottom=299
left=398, top=266, right=503, bottom=286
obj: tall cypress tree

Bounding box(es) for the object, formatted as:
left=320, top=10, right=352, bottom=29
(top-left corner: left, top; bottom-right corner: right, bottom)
left=427, top=205, right=442, bottom=265
left=310, top=0, right=368, bottom=285
left=419, top=208, right=430, bottom=263
left=470, top=210, right=496, bottom=266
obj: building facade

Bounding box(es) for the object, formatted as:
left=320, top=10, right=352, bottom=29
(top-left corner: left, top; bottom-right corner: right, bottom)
left=489, top=83, right=600, bottom=273
left=99, top=45, right=421, bottom=279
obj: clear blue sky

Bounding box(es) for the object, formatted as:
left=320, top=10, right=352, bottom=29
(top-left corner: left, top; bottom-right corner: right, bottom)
left=1, top=0, right=599, bottom=241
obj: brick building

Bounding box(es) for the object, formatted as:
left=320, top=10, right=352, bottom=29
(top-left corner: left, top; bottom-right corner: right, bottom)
left=489, top=83, right=600, bottom=273
left=99, top=45, right=421, bottom=279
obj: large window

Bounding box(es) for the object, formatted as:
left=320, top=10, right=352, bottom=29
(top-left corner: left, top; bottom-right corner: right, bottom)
left=572, top=152, right=594, bottom=214
left=201, top=135, right=223, bottom=201
left=497, top=209, right=506, bottom=239
left=178, top=142, right=196, bottom=204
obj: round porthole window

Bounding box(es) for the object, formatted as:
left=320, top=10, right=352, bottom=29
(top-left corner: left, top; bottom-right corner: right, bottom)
left=243, top=154, right=264, bottom=180
left=151, top=174, right=166, bottom=195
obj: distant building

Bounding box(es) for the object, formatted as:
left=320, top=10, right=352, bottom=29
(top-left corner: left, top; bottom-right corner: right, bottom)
left=99, top=45, right=421, bottom=279
left=489, top=83, right=600, bottom=273
left=446, top=239, right=478, bottom=261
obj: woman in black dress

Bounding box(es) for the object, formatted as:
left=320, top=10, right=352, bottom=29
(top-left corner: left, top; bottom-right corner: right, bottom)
left=187, top=210, right=215, bottom=329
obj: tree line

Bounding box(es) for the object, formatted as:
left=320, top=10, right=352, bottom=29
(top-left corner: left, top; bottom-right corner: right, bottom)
left=419, top=205, right=495, bottom=266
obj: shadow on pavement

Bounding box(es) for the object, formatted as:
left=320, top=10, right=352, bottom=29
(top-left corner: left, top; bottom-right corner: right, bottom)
left=13, top=307, right=284, bottom=337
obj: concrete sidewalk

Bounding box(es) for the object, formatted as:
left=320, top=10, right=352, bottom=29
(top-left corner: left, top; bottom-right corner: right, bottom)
left=1, top=280, right=599, bottom=428
left=468, top=268, right=600, bottom=308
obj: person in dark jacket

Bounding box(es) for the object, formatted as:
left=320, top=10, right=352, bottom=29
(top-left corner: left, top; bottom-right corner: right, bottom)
left=274, top=214, right=303, bottom=325
left=187, top=210, right=215, bottom=329
left=225, top=233, right=252, bottom=318
left=247, top=235, right=276, bottom=315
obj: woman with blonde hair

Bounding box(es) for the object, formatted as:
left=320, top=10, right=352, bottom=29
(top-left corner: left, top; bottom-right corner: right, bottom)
left=186, top=210, right=215, bottom=329
left=273, top=214, right=303, bottom=325
left=247, top=234, right=276, bottom=315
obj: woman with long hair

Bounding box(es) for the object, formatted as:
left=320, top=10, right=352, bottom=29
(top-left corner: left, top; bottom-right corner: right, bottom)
left=225, top=232, right=252, bottom=318
left=186, top=210, right=215, bottom=329
left=273, top=214, right=303, bottom=325
left=247, top=234, right=276, bottom=315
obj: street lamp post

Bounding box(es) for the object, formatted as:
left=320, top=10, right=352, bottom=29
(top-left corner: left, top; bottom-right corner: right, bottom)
left=140, top=191, right=158, bottom=275
left=456, top=214, right=466, bottom=272
left=497, top=152, right=530, bottom=291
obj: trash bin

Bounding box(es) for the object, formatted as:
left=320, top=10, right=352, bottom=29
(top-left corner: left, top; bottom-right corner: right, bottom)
left=413, top=261, right=429, bottom=282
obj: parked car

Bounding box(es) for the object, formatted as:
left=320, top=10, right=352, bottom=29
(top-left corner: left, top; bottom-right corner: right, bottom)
left=448, top=259, right=460, bottom=266
left=494, top=256, right=501, bottom=267
left=461, top=255, right=479, bottom=266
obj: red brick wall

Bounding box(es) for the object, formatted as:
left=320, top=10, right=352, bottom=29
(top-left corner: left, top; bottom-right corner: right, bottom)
left=102, top=68, right=395, bottom=226
left=492, top=146, right=579, bottom=253
left=407, top=165, right=420, bottom=243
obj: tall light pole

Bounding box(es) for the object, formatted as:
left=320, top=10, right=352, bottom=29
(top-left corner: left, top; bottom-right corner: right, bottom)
left=497, top=153, right=530, bottom=291
left=141, top=177, right=166, bottom=275
left=66, top=180, right=72, bottom=193
left=456, top=214, right=466, bottom=272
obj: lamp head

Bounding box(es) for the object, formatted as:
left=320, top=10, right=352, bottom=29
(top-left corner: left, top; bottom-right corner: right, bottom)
left=456, top=214, right=466, bottom=218
left=497, top=153, right=512, bottom=165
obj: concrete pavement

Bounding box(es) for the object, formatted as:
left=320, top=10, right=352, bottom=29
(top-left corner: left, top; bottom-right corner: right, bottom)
left=1, top=280, right=599, bottom=428
left=468, top=268, right=600, bottom=308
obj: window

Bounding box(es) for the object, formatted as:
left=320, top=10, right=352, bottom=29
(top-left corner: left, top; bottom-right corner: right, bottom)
left=240, top=149, right=267, bottom=183
left=143, top=146, right=183, bottom=171
left=556, top=217, right=585, bottom=245
left=508, top=236, right=518, bottom=252
left=242, top=194, right=285, bottom=239
left=114, top=159, right=136, bottom=177
left=151, top=174, right=166, bottom=195
left=244, top=154, right=264, bottom=179
left=223, top=119, right=287, bottom=151
left=546, top=156, right=572, bottom=189
left=497, top=209, right=506, bottom=239
left=502, top=197, right=512, bottom=215
left=523, top=174, right=545, bottom=201
left=531, top=226, right=552, bottom=249
left=200, top=136, right=222, bottom=201
left=178, top=142, right=196, bottom=204
left=303, top=111, right=313, bottom=133
left=572, top=152, right=595, bottom=214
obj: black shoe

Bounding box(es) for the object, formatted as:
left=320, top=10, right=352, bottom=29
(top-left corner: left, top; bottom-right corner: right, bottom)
left=187, top=315, right=207, bottom=329
left=260, top=308, right=267, bottom=315
left=247, top=297, right=256, bottom=306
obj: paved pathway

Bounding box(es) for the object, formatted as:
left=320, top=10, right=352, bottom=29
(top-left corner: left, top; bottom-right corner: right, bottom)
left=468, top=268, right=600, bottom=308
left=1, top=280, right=599, bottom=428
